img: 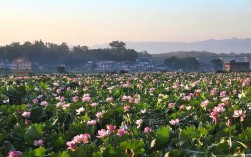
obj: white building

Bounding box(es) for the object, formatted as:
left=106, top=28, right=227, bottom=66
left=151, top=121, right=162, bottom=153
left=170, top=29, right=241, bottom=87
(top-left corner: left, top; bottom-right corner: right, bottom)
left=11, top=58, right=32, bottom=71
left=96, top=61, right=116, bottom=71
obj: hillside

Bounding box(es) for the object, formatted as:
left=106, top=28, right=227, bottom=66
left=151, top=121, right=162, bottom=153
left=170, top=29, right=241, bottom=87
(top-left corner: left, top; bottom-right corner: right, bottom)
left=91, top=38, right=251, bottom=54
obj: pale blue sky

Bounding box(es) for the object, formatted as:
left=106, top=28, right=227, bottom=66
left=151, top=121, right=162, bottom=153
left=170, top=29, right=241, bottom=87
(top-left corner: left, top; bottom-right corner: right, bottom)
left=0, top=0, right=251, bottom=46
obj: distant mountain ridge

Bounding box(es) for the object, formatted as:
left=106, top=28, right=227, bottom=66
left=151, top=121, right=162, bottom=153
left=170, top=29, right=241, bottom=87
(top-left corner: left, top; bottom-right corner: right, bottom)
left=91, top=38, right=251, bottom=54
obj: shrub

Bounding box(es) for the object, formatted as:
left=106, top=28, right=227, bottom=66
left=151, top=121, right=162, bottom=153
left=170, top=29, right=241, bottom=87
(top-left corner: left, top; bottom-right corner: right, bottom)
left=57, top=66, right=67, bottom=74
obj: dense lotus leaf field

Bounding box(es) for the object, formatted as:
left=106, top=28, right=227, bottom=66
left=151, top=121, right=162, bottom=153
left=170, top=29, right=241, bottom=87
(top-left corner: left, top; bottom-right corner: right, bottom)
left=1, top=72, right=251, bottom=156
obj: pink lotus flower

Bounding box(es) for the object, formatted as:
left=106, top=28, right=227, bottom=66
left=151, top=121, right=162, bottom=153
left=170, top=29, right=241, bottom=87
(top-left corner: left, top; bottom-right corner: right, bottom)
left=221, top=97, right=230, bottom=103
left=213, top=105, right=225, bottom=113
left=55, top=96, right=65, bottom=101
left=34, top=139, right=44, bottom=146
left=210, top=88, right=217, bottom=96
left=149, top=87, right=155, bottom=93
left=107, top=86, right=115, bottom=91
left=40, top=101, right=48, bottom=106
left=56, top=88, right=62, bottom=94
left=121, top=122, right=128, bottom=130
left=106, top=97, right=113, bottom=102
left=169, top=118, right=179, bottom=125
left=22, top=111, right=31, bottom=119
left=242, top=78, right=250, bottom=87
left=135, top=119, right=143, bottom=128
left=96, top=111, right=104, bottom=118
left=56, top=102, right=64, bottom=108
left=179, top=105, right=185, bottom=110
left=183, top=96, right=191, bottom=101
left=168, top=103, right=175, bottom=108
left=210, top=111, right=219, bottom=123
left=124, top=105, right=131, bottom=112
left=85, top=93, right=91, bottom=97
left=82, top=94, right=91, bottom=102
left=172, top=83, right=179, bottom=89
left=116, top=128, right=125, bottom=137
left=226, top=119, right=232, bottom=126
left=144, top=127, right=151, bottom=133
left=186, top=106, right=192, bottom=110
left=33, top=99, right=38, bottom=104
left=96, top=129, right=111, bottom=138
left=66, top=141, right=77, bottom=151
left=140, top=109, right=147, bottom=114
left=180, top=93, right=186, bottom=97
left=90, top=102, right=98, bottom=107
left=7, top=151, right=22, bottom=157
left=220, top=91, right=226, bottom=97
left=184, top=85, right=191, bottom=90
left=122, top=83, right=130, bottom=87
left=152, top=79, right=157, bottom=84
left=72, top=96, right=79, bottom=102
left=190, top=93, right=195, bottom=97
left=107, top=124, right=116, bottom=131
left=73, top=134, right=90, bottom=144
left=233, top=109, right=246, bottom=122
left=134, top=98, right=141, bottom=104
left=87, top=120, right=96, bottom=126
left=200, top=100, right=209, bottom=107
left=128, top=96, right=134, bottom=103
left=63, top=103, right=70, bottom=109
left=83, top=86, right=88, bottom=91
left=232, top=90, right=237, bottom=95
left=195, top=89, right=201, bottom=96
left=122, top=95, right=128, bottom=102
left=76, top=107, right=85, bottom=115
left=53, top=82, right=59, bottom=86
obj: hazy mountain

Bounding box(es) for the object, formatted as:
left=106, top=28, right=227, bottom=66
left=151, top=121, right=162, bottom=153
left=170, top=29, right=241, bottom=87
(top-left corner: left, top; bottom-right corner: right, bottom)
left=152, top=51, right=217, bottom=59
left=91, top=38, right=251, bottom=54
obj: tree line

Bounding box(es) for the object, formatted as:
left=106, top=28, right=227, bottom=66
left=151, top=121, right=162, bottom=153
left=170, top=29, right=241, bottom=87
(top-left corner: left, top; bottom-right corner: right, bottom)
left=164, top=56, right=200, bottom=72
left=0, top=40, right=225, bottom=72
left=164, top=57, right=224, bottom=72
left=0, top=41, right=139, bottom=65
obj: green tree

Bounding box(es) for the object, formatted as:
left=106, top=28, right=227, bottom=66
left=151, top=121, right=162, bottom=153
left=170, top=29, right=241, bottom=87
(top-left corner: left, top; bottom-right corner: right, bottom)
left=73, top=45, right=89, bottom=53
left=164, top=56, right=179, bottom=70
left=57, top=66, right=67, bottom=74
left=109, top=41, right=126, bottom=50
left=124, top=49, right=138, bottom=61
left=182, top=57, right=199, bottom=71
left=109, top=41, right=129, bottom=61
left=211, top=58, right=224, bottom=71
left=164, top=57, right=199, bottom=72
left=0, top=40, right=140, bottom=65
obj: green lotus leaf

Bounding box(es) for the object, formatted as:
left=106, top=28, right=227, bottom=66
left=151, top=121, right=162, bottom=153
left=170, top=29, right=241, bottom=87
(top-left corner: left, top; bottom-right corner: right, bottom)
left=156, top=126, right=170, bottom=148
left=57, top=151, right=70, bottom=157
left=54, top=136, right=65, bottom=147
left=120, top=139, right=145, bottom=155
left=33, top=147, right=46, bottom=157
left=30, top=107, right=46, bottom=123
left=24, top=124, right=43, bottom=144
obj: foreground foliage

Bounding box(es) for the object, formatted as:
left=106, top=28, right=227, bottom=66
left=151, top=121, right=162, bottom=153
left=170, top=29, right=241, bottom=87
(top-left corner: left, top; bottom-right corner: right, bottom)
left=1, top=72, right=251, bottom=156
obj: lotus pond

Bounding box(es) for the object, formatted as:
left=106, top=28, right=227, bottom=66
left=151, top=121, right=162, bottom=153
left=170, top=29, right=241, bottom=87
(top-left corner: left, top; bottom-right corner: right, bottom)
left=1, top=72, right=251, bottom=156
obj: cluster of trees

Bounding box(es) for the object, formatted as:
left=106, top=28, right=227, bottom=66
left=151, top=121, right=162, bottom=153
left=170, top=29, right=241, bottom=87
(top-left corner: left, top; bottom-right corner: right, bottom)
left=164, top=56, right=199, bottom=72
left=0, top=41, right=139, bottom=65
left=210, top=59, right=224, bottom=71
left=164, top=56, right=225, bottom=72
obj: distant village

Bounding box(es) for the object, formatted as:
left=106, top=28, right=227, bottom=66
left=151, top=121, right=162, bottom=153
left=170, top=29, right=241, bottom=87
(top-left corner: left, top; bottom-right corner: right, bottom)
left=0, top=54, right=250, bottom=74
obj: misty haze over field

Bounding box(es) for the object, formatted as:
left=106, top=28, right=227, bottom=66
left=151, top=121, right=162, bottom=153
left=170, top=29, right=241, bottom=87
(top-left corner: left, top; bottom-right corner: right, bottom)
left=91, top=38, right=251, bottom=54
